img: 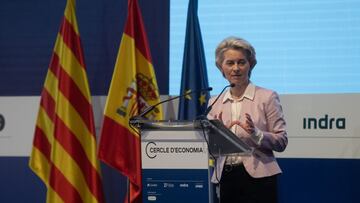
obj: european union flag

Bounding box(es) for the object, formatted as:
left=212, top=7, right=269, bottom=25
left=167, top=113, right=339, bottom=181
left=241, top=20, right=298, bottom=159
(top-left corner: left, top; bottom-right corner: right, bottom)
left=178, top=0, right=210, bottom=120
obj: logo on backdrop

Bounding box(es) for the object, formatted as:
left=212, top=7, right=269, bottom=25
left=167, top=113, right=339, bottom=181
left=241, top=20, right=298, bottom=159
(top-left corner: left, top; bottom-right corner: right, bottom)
left=145, top=142, right=157, bottom=159
left=0, top=113, right=5, bottom=132
left=303, top=114, right=345, bottom=129
left=145, top=141, right=204, bottom=159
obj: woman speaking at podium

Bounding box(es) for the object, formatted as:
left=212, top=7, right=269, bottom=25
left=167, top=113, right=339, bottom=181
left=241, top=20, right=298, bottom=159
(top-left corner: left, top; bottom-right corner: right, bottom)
left=208, top=37, right=288, bottom=203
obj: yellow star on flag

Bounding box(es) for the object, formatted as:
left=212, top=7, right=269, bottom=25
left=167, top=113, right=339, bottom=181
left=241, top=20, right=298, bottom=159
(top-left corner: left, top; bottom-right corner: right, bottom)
left=185, top=89, right=192, bottom=100
left=199, top=92, right=206, bottom=106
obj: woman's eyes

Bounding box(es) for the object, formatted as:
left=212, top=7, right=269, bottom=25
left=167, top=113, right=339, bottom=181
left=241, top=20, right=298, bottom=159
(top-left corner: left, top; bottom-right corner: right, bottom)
left=225, top=60, right=246, bottom=66
left=238, top=60, right=246, bottom=65
left=226, top=61, right=235, bottom=65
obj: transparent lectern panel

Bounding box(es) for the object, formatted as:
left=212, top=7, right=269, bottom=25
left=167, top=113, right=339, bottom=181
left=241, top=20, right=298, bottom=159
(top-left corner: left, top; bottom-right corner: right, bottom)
left=206, top=119, right=252, bottom=157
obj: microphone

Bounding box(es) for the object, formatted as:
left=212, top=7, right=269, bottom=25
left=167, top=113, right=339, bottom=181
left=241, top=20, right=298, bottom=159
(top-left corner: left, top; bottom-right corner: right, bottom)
left=130, top=87, right=213, bottom=121
left=199, top=83, right=235, bottom=119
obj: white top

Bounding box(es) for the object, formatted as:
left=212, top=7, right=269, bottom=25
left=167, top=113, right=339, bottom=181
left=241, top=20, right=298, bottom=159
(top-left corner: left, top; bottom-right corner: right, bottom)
left=222, top=83, right=263, bottom=165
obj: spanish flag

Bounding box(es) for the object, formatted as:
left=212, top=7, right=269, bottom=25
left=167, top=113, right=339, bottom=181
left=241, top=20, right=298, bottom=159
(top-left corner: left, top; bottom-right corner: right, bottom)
left=98, top=0, right=163, bottom=202
left=29, top=0, right=105, bottom=202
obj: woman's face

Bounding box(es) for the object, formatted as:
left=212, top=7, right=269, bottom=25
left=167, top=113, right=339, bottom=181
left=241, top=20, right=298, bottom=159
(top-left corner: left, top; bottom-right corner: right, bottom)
left=220, top=49, right=250, bottom=87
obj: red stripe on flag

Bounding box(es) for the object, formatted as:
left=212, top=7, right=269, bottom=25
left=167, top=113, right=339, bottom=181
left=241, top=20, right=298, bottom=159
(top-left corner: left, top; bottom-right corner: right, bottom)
left=124, top=0, right=152, bottom=63
left=59, top=17, right=85, bottom=67
left=40, top=88, right=56, bottom=122
left=57, top=69, right=95, bottom=135
left=48, top=53, right=61, bottom=76
left=49, top=53, right=95, bottom=135
left=55, top=116, right=104, bottom=202
left=49, top=165, right=83, bottom=203
left=99, top=116, right=141, bottom=185
left=33, top=126, right=52, bottom=162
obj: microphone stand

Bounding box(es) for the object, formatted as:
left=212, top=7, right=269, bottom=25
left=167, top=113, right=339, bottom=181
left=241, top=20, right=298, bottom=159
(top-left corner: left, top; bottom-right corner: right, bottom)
left=197, top=83, right=235, bottom=120
left=130, top=87, right=213, bottom=124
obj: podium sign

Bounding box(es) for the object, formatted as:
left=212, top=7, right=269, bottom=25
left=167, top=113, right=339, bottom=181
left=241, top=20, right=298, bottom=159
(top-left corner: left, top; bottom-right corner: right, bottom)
left=140, top=124, right=211, bottom=203
left=131, top=119, right=251, bottom=203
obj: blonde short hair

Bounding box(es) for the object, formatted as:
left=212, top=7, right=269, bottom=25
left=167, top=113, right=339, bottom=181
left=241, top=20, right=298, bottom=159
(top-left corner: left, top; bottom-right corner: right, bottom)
left=215, top=37, right=257, bottom=77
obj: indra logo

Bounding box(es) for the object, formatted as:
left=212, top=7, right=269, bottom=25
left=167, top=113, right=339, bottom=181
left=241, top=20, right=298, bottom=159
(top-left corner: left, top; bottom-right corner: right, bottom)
left=0, top=113, right=5, bottom=132
left=303, top=114, right=345, bottom=129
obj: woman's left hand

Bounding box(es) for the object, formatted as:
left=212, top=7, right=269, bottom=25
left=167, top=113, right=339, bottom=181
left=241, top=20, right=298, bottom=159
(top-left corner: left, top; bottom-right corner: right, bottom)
left=215, top=112, right=255, bottom=135
left=230, top=113, right=255, bottom=135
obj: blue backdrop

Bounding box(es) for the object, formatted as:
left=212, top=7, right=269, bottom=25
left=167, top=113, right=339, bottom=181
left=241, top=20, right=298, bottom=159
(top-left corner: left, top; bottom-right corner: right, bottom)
left=0, top=0, right=169, bottom=96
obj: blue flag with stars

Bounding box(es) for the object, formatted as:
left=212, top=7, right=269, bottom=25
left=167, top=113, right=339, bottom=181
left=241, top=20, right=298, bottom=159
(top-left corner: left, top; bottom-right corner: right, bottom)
left=178, top=0, right=210, bottom=120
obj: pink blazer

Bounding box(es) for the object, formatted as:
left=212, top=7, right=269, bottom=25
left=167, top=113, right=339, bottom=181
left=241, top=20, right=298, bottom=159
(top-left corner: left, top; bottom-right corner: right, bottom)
left=208, top=85, right=288, bottom=182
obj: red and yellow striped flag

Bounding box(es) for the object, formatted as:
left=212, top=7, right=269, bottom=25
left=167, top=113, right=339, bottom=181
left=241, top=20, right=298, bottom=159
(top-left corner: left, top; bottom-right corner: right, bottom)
left=29, top=0, right=105, bottom=202
left=98, top=0, right=163, bottom=202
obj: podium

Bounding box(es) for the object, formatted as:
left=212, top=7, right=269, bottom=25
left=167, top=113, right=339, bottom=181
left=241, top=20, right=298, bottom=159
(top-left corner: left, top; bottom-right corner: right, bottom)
left=130, top=119, right=252, bottom=203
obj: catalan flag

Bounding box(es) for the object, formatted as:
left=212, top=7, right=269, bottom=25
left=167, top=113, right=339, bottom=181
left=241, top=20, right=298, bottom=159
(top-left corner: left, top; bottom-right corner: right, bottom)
left=178, top=0, right=210, bottom=120
left=98, top=0, right=163, bottom=202
left=29, top=0, right=105, bottom=202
